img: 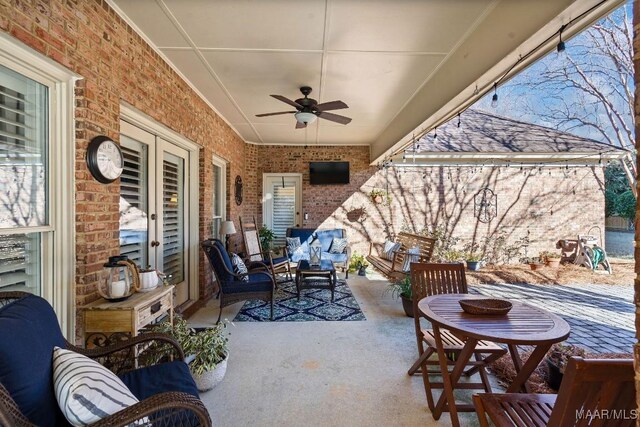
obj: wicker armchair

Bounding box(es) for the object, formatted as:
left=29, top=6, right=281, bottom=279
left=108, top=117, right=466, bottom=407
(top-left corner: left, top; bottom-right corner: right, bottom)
left=0, top=291, right=211, bottom=427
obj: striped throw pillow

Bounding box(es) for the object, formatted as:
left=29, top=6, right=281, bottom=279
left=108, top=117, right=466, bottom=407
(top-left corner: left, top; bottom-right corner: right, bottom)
left=329, top=237, right=348, bottom=254
left=382, top=240, right=401, bottom=260
left=286, top=237, right=301, bottom=254
left=402, top=247, right=421, bottom=272
left=231, top=253, right=249, bottom=281
left=53, top=347, right=141, bottom=427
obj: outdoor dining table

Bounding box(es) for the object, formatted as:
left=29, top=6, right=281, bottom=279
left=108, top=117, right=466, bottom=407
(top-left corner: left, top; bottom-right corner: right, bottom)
left=418, top=293, right=571, bottom=427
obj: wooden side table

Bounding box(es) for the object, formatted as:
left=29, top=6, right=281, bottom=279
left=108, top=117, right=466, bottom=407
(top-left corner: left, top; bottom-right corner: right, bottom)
left=83, top=285, right=174, bottom=347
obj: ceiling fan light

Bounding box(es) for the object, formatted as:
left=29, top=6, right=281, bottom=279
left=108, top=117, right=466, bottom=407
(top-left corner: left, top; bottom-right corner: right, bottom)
left=295, top=111, right=317, bottom=124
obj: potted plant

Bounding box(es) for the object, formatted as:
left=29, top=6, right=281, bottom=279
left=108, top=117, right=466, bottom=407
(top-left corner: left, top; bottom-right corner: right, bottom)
left=369, top=189, right=391, bottom=205
left=385, top=275, right=413, bottom=317
left=258, top=225, right=276, bottom=252
left=149, top=316, right=229, bottom=392
left=465, top=252, right=484, bottom=271
left=540, top=251, right=562, bottom=268
left=349, top=252, right=369, bottom=276
left=527, top=256, right=544, bottom=271
left=545, top=343, right=587, bottom=390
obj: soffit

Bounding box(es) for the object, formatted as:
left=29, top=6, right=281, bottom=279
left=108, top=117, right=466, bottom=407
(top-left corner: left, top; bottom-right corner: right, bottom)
left=110, top=0, right=615, bottom=156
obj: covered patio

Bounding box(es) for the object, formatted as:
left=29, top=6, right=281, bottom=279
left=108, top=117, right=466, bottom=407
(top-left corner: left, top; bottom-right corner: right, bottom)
left=0, top=0, right=638, bottom=426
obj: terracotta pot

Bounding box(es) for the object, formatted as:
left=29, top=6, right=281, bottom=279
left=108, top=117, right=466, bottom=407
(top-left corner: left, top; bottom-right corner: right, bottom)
left=400, top=293, right=414, bottom=318
left=529, top=263, right=544, bottom=271
left=373, top=195, right=383, bottom=204
left=545, top=258, right=561, bottom=268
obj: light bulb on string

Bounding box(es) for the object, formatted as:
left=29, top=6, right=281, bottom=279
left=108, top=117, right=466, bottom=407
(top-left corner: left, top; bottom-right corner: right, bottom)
left=557, top=24, right=567, bottom=57
left=433, top=127, right=438, bottom=141
left=457, top=113, right=461, bottom=128
left=491, top=83, right=498, bottom=108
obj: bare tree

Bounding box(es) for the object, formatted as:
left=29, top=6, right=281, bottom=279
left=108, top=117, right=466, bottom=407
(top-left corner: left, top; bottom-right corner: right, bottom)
left=479, top=4, right=636, bottom=193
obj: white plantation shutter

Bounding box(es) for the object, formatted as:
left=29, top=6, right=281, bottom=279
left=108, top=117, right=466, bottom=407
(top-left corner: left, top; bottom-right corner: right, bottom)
left=272, top=185, right=295, bottom=246
left=162, top=156, right=184, bottom=284
left=119, top=140, right=148, bottom=267
left=0, top=64, right=47, bottom=294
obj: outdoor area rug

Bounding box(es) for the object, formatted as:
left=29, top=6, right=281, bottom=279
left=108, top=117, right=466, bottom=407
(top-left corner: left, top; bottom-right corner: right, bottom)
left=233, top=279, right=366, bottom=322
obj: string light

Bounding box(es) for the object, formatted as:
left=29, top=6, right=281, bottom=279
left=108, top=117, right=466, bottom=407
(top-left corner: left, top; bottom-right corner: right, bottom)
left=457, top=113, right=461, bottom=128
left=491, top=83, right=498, bottom=108
left=433, top=127, right=438, bottom=141
left=557, top=24, right=567, bottom=56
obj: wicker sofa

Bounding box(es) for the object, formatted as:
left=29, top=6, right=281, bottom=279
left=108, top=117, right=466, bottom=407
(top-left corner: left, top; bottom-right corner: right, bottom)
left=286, top=228, right=351, bottom=278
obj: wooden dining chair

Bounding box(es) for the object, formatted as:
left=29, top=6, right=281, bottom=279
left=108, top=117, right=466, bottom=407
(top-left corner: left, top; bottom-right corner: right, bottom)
left=409, top=262, right=507, bottom=413
left=239, top=216, right=292, bottom=284
left=473, top=357, right=635, bottom=427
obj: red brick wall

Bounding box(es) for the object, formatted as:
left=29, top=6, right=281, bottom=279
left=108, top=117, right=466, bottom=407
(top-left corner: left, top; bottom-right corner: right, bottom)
left=0, top=1, right=256, bottom=313
left=256, top=145, right=605, bottom=259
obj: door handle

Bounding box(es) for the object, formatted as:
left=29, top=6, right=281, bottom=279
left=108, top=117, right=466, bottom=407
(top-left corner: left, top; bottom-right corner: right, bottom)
left=151, top=240, right=161, bottom=247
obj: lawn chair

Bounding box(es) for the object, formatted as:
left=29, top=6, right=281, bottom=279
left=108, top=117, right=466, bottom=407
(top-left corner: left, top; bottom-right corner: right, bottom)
left=473, top=357, right=635, bottom=426
left=409, top=262, right=506, bottom=413
left=202, top=239, right=276, bottom=322
left=239, top=216, right=292, bottom=284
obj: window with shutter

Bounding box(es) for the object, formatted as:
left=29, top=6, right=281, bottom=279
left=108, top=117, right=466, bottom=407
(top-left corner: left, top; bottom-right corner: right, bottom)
left=0, top=64, right=47, bottom=294
left=162, top=154, right=184, bottom=285
left=271, top=185, right=296, bottom=246
left=119, top=137, right=149, bottom=267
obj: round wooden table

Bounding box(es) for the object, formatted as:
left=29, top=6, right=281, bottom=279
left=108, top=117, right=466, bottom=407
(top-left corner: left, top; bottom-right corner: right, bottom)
left=418, top=294, right=570, bottom=427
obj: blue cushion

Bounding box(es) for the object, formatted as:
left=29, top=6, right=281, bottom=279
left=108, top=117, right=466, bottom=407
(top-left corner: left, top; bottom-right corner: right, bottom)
left=315, top=229, right=345, bottom=252
left=290, top=250, right=310, bottom=263
left=0, top=295, right=68, bottom=427
left=119, top=360, right=198, bottom=400
left=263, top=255, right=288, bottom=265
left=288, top=228, right=314, bottom=244
left=203, top=239, right=235, bottom=282
left=322, top=252, right=348, bottom=264
left=222, top=272, right=273, bottom=294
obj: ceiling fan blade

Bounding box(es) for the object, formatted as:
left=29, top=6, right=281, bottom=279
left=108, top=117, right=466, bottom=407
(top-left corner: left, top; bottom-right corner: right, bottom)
left=295, top=121, right=307, bottom=129
left=315, top=100, right=348, bottom=111
left=318, top=111, right=352, bottom=125
left=255, top=111, right=296, bottom=117
left=271, top=94, right=303, bottom=109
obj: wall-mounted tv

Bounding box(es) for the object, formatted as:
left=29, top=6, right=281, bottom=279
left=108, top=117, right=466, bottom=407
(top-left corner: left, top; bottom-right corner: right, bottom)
left=309, top=161, right=350, bottom=185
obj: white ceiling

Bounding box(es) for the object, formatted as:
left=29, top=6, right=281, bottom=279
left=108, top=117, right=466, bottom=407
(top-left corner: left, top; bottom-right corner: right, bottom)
left=110, top=0, right=617, bottom=161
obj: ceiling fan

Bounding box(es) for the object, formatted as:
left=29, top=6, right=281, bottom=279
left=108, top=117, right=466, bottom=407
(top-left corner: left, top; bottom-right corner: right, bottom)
left=256, top=86, right=352, bottom=129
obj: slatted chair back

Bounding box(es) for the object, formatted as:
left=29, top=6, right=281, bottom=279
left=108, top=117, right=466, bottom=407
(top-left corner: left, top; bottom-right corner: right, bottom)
left=548, top=357, right=635, bottom=426
left=396, top=232, right=436, bottom=264
left=239, top=216, right=263, bottom=262
left=409, top=263, right=467, bottom=343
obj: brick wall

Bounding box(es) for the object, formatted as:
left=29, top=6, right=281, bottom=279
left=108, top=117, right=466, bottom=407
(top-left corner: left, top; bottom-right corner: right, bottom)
left=0, top=1, right=256, bottom=314
left=256, top=145, right=605, bottom=259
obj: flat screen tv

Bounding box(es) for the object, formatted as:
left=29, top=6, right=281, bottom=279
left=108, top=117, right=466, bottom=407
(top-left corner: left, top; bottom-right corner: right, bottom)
left=309, top=161, right=350, bottom=185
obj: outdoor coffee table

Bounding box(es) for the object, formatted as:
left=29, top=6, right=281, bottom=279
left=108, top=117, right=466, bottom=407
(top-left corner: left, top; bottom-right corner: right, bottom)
left=295, top=259, right=337, bottom=302
left=418, top=294, right=571, bottom=427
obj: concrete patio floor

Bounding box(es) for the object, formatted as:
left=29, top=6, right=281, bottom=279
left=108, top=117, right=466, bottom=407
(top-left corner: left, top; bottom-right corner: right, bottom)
left=190, top=272, right=482, bottom=427
left=189, top=271, right=632, bottom=426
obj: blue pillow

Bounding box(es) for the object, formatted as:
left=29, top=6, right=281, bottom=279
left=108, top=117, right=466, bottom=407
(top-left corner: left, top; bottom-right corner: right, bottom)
left=0, top=295, right=67, bottom=426
left=119, top=360, right=199, bottom=400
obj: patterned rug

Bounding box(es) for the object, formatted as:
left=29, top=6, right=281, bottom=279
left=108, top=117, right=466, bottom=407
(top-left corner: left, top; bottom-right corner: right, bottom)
left=233, top=279, right=366, bottom=322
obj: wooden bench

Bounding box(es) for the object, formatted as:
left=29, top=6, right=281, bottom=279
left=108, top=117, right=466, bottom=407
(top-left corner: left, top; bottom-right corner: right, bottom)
left=367, top=232, right=436, bottom=279
left=473, top=357, right=635, bottom=427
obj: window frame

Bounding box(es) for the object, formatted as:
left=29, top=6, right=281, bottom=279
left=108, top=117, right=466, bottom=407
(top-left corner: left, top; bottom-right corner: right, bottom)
left=211, top=154, right=227, bottom=240
left=0, top=32, right=78, bottom=338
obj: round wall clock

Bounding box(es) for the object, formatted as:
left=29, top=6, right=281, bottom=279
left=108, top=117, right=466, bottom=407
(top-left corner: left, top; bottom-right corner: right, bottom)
left=86, top=136, right=124, bottom=184
left=235, top=175, right=243, bottom=206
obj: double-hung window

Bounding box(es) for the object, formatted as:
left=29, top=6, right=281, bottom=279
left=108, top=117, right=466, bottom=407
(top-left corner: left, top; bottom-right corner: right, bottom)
left=0, top=35, right=76, bottom=337
left=211, top=156, right=227, bottom=240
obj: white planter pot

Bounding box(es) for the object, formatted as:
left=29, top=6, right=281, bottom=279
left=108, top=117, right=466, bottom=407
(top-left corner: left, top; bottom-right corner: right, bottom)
left=191, top=354, right=228, bottom=392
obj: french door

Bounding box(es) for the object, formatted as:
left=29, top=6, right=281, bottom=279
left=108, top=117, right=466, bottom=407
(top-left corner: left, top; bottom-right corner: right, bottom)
left=263, top=174, right=302, bottom=246
left=119, top=120, right=191, bottom=306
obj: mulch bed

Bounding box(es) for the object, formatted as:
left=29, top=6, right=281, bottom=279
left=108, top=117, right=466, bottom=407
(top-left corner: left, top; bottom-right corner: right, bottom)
left=466, top=258, right=633, bottom=287
left=489, top=349, right=633, bottom=394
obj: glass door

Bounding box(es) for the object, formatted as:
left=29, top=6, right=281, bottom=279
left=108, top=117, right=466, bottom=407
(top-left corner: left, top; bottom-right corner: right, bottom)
left=157, top=140, right=190, bottom=306
left=263, top=174, right=302, bottom=247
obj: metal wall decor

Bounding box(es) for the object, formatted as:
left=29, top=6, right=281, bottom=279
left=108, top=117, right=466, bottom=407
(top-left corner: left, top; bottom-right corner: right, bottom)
left=474, top=188, right=497, bottom=223
left=234, top=175, right=243, bottom=205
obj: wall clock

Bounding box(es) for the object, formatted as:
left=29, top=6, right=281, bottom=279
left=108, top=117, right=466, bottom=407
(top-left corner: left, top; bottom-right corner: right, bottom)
left=235, top=175, right=243, bottom=206
left=86, top=136, right=124, bottom=184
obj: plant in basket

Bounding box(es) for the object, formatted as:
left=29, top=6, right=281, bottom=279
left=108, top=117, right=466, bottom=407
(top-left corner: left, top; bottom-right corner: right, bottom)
left=348, top=252, right=369, bottom=276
